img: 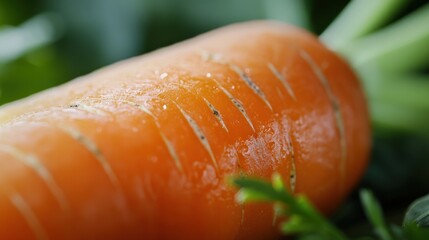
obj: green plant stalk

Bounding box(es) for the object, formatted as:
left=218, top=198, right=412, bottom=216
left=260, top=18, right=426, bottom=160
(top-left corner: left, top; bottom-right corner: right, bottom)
left=234, top=174, right=348, bottom=240
left=321, top=0, right=407, bottom=50
left=371, top=101, right=429, bottom=136
left=271, top=174, right=347, bottom=239
left=322, top=0, right=429, bottom=135
left=361, top=69, right=429, bottom=137
left=360, top=189, right=396, bottom=240
left=364, top=74, right=429, bottom=110
left=340, top=3, right=429, bottom=73
left=0, top=13, right=63, bottom=65
left=233, top=174, right=429, bottom=239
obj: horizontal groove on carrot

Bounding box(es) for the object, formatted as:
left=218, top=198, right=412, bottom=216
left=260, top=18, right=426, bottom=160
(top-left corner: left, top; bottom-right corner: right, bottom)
left=212, top=79, right=256, bottom=132
left=0, top=145, right=69, bottom=213
left=173, top=102, right=219, bottom=171
left=200, top=51, right=225, bottom=64
left=299, top=49, right=347, bottom=190
left=272, top=208, right=278, bottom=227
left=229, top=64, right=274, bottom=111
left=287, top=133, right=297, bottom=193
left=123, top=99, right=184, bottom=171
left=241, top=206, right=245, bottom=226
left=69, top=103, right=107, bottom=116
left=267, top=63, right=296, bottom=101
left=159, top=132, right=184, bottom=172
left=59, top=126, right=123, bottom=192
left=122, top=100, right=157, bottom=120
left=9, top=193, right=48, bottom=240
left=202, top=97, right=229, bottom=132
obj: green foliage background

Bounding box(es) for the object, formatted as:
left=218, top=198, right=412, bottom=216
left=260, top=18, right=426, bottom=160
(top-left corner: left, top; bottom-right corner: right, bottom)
left=1, top=0, right=428, bottom=232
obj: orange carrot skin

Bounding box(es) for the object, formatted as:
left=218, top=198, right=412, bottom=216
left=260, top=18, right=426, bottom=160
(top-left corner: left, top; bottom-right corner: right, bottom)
left=0, top=21, right=371, bottom=240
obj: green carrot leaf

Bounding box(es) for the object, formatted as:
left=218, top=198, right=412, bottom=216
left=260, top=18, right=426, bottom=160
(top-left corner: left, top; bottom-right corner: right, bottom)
left=232, top=177, right=285, bottom=203
left=340, top=3, right=429, bottom=73
left=404, top=193, right=429, bottom=228
left=232, top=174, right=347, bottom=240
left=233, top=175, right=429, bottom=240
left=360, top=189, right=396, bottom=240
left=0, top=13, right=63, bottom=65
left=321, top=0, right=408, bottom=50
left=281, top=215, right=317, bottom=234
left=402, top=222, right=429, bottom=240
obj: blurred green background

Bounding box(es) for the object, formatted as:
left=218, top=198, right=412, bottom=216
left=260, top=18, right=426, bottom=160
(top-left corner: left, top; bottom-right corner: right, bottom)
left=1, top=0, right=428, bottom=231
left=0, top=0, right=352, bottom=104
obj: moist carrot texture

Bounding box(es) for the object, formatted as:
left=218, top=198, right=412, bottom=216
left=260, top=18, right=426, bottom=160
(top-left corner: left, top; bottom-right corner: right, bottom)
left=0, top=21, right=370, bottom=240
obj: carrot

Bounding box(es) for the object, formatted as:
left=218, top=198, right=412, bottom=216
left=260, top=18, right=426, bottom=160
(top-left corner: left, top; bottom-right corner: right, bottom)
left=0, top=21, right=370, bottom=240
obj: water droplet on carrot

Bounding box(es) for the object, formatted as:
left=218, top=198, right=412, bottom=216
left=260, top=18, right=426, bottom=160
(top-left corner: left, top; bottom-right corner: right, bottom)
left=160, top=73, right=168, bottom=80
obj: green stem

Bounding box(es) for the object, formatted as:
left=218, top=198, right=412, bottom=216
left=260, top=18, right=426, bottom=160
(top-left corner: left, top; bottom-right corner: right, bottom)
left=364, top=74, right=429, bottom=110
left=370, top=101, right=429, bottom=136
left=282, top=195, right=348, bottom=239
left=340, top=3, right=429, bottom=73
left=325, top=2, right=429, bottom=134
left=0, top=13, right=63, bottom=65
left=360, top=189, right=397, bottom=240
left=355, top=69, right=429, bottom=136
left=321, top=0, right=407, bottom=50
